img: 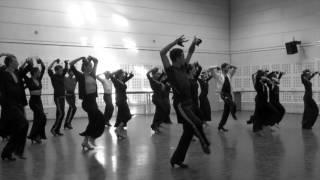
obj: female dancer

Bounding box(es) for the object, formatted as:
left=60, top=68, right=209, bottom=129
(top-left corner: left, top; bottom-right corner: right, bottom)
left=147, top=67, right=164, bottom=133
left=69, top=56, right=105, bottom=150
left=64, top=69, right=78, bottom=129
left=198, top=70, right=213, bottom=124
left=267, top=71, right=286, bottom=127
left=301, top=69, right=319, bottom=129
left=110, top=69, right=134, bottom=138
left=160, top=36, right=210, bottom=168
left=158, top=72, right=172, bottom=124
left=97, top=71, right=114, bottom=127
left=23, top=58, right=47, bottom=143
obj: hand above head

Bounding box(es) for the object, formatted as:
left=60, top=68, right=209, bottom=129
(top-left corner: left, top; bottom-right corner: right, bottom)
left=64, top=60, right=69, bottom=64
left=175, top=35, right=188, bottom=47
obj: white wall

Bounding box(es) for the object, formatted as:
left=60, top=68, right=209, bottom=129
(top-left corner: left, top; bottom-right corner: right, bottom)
left=0, top=0, right=230, bottom=119
left=230, top=0, right=320, bottom=113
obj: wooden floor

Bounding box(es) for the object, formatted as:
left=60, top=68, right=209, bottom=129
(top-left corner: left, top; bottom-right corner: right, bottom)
left=1, top=111, right=320, bottom=180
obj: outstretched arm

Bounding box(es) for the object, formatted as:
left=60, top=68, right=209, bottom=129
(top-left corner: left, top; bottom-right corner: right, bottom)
left=229, top=65, right=237, bottom=78
left=37, top=58, right=46, bottom=80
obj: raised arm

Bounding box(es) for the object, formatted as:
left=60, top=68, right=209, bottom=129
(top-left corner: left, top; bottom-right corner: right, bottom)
left=194, top=63, right=202, bottom=79
left=48, top=59, right=59, bottom=77
left=185, top=37, right=198, bottom=64
left=146, top=67, right=158, bottom=79
left=69, top=57, right=86, bottom=79
left=124, top=72, right=134, bottom=82
left=229, top=65, right=237, bottom=78
left=309, top=72, right=319, bottom=80
left=38, top=58, right=46, bottom=80
left=62, top=60, right=68, bottom=76
left=160, top=35, right=188, bottom=69
left=88, top=56, right=98, bottom=76
left=19, top=57, right=33, bottom=78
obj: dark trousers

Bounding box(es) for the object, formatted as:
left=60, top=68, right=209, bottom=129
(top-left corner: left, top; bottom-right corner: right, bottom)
left=115, top=101, right=132, bottom=127
left=103, top=94, right=114, bottom=124
left=199, top=96, right=211, bottom=121
left=65, top=94, right=77, bottom=126
left=171, top=101, right=210, bottom=163
left=81, top=94, right=105, bottom=138
left=1, top=105, right=29, bottom=157
left=52, top=96, right=65, bottom=133
left=219, top=94, right=237, bottom=129
left=151, top=98, right=167, bottom=128
left=29, top=96, right=47, bottom=139
left=302, top=94, right=319, bottom=129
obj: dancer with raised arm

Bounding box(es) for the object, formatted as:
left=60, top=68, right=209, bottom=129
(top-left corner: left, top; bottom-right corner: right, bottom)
left=48, top=59, right=68, bottom=136
left=160, top=36, right=210, bottom=168
left=110, top=69, right=134, bottom=138
left=69, top=56, right=105, bottom=150
left=64, top=68, right=78, bottom=129
left=0, top=54, right=32, bottom=161
left=301, top=69, right=319, bottom=129
left=198, top=70, right=213, bottom=125
left=97, top=71, right=114, bottom=127
left=23, top=57, right=47, bottom=143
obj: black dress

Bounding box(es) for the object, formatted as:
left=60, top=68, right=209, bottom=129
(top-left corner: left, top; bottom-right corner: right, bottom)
left=111, top=73, right=133, bottom=127
left=23, top=64, right=47, bottom=140
left=269, top=85, right=286, bottom=124
left=71, top=65, right=105, bottom=138
left=301, top=75, right=319, bottom=129
left=199, top=77, right=212, bottom=121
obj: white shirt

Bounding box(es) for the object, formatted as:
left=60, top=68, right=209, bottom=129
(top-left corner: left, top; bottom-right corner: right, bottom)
left=101, top=79, right=113, bottom=94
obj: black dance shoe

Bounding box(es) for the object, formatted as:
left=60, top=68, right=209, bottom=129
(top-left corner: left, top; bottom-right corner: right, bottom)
left=105, top=122, right=112, bottom=127
left=56, top=132, right=64, bottom=136
left=170, top=161, right=189, bottom=168
left=50, top=129, right=57, bottom=137
left=28, top=136, right=42, bottom=144
left=232, top=114, right=238, bottom=120
left=64, top=125, right=73, bottom=130
left=246, top=120, right=253, bottom=124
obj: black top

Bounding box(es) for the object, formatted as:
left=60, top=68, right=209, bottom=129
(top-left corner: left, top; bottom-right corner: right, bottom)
left=269, top=85, right=279, bottom=103
left=24, top=64, right=45, bottom=92
left=190, top=78, right=199, bottom=106
left=199, top=77, right=211, bottom=98
left=221, top=75, right=231, bottom=95
left=48, top=67, right=67, bottom=97
left=254, top=80, right=268, bottom=102
left=301, top=75, right=312, bottom=95
left=147, top=74, right=162, bottom=100
left=111, top=73, right=134, bottom=104
left=165, top=66, right=191, bottom=102
left=0, top=65, right=32, bottom=106
left=70, top=65, right=97, bottom=100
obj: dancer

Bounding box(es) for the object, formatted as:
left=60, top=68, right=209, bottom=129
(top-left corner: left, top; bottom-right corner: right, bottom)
left=267, top=71, right=286, bottom=127
left=147, top=67, right=165, bottom=133
left=110, top=69, right=134, bottom=138
left=97, top=71, right=114, bottom=127
left=0, top=60, right=9, bottom=141
left=48, top=59, right=68, bottom=136
left=158, top=72, right=172, bottom=124
left=69, top=56, right=105, bottom=150
left=64, top=69, right=78, bottom=129
left=198, top=70, right=213, bottom=124
left=0, top=54, right=32, bottom=161
left=160, top=35, right=210, bottom=168
left=211, top=63, right=238, bottom=132
left=301, top=69, right=319, bottom=129
left=188, top=62, right=203, bottom=120
left=23, top=57, right=47, bottom=143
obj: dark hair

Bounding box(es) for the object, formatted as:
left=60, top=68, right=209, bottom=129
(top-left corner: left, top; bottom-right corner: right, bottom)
left=169, top=48, right=183, bottom=62
left=31, top=67, right=40, bottom=76
left=303, top=69, right=310, bottom=75
left=221, top=63, right=229, bottom=70
left=54, top=65, right=63, bottom=72
left=4, top=55, right=16, bottom=67
left=114, top=69, right=124, bottom=79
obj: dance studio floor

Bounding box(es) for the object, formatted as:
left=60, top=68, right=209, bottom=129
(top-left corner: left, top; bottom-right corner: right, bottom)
left=1, top=111, right=320, bottom=180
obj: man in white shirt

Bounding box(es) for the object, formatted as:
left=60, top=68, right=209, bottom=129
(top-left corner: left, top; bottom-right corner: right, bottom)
left=210, top=63, right=237, bottom=132
left=97, top=71, right=114, bottom=127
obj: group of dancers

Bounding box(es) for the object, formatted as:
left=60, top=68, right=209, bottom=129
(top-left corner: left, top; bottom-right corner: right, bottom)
left=0, top=54, right=135, bottom=160
left=0, top=36, right=319, bottom=168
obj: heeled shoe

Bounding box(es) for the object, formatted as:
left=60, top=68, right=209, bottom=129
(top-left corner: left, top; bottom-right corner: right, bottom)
left=170, top=161, right=189, bottom=168
left=1, top=154, right=16, bottom=161
left=115, top=129, right=125, bottom=139
left=14, top=153, right=27, bottom=160
left=64, top=125, right=73, bottom=130
left=56, top=132, right=64, bottom=136
left=29, top=137, right=42, bottom=144
left=81, top=142, right=94, bottom=151
left=50, top=129, right=57, bottom=137
left=218, top=127, right=228, bottom=132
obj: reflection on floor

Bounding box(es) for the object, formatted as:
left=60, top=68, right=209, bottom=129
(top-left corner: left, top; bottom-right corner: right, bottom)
left=1, top=111, right=320, bottom=180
